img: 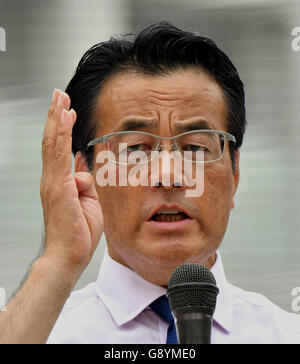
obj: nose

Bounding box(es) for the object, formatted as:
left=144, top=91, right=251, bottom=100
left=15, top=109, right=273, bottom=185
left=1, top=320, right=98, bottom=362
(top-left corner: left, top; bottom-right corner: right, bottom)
left=157, top=139, right=177, bottom=153
left=150, top=149, right=184, bottom=191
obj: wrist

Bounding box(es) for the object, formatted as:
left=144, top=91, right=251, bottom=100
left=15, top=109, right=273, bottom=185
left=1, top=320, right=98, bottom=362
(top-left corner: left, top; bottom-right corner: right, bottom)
left=33, top=254, right=83, bottom=293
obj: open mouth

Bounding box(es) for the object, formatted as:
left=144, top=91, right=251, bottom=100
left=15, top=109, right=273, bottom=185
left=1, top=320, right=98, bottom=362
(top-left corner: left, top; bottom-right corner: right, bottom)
left=150, top=209, right=190, bottom=223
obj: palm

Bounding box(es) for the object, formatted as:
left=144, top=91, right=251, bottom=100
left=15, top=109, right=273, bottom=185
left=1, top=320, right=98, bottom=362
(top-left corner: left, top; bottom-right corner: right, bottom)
left=78, top=186, right=103, bottom=261
left=41, top=90, right=103, bottom=270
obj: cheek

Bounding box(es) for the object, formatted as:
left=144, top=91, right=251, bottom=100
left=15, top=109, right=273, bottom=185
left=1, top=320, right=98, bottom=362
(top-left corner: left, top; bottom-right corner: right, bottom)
left=92, top=156, right=147, bottom=241
left=96, top=185, right=142, bottom=233
left=200, top=164, right=233, bottom=230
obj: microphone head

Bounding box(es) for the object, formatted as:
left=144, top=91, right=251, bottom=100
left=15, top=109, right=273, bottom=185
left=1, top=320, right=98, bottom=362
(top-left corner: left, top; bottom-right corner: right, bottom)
left=167, top=264, right=219, bottom=316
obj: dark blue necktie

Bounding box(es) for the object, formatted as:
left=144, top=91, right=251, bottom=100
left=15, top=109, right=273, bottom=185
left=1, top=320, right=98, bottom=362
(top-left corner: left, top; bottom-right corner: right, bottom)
left=150, top=295, right=178, bottom=344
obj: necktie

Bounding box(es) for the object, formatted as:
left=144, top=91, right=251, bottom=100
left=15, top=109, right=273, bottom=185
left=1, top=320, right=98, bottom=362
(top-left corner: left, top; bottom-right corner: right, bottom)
left=150, top=295, right=178, bottom=344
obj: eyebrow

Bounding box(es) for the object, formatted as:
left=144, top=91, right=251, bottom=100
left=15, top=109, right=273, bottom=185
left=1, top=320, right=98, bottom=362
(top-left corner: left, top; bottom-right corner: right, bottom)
left=175, top=120, right=213, bottom=132
left=114, top=120, right=158, bottom=133
left=113, top=119, right=213, bottom=133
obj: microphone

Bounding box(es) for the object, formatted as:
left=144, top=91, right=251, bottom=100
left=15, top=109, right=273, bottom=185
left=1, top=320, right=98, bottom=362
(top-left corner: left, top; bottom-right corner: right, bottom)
left=166, top=264, right=219, bottom=344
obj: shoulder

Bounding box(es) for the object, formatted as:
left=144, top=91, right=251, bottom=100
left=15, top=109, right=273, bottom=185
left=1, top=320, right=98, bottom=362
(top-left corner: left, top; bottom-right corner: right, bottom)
left=228, top=283, right=300, bottom=343
left=47, top=283, right=112, bottom=344
left=63, top=282, right=99, bottom=310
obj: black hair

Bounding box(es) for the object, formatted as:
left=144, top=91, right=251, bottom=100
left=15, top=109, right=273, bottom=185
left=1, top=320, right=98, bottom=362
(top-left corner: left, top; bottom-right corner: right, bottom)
left=65, top=21, right=246, bottom=171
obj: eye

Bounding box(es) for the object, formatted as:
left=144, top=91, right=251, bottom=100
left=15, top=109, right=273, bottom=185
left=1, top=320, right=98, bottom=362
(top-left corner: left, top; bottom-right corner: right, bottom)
left=127, top=144, right=141, bottom=152
left=127, top=144, right=152, bottom=153
left=182, top=144, right=208, bottom=152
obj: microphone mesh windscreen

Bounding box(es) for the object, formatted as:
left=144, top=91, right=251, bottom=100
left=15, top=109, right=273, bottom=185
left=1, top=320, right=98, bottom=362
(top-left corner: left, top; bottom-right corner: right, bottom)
left=167, top=264, right=219, bottom=313
left=168, top=264, right=217, bottom=287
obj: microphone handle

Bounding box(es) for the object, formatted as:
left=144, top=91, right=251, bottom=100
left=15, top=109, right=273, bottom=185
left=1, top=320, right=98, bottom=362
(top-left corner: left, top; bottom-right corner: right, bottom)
left=173, top=307, right=213, bottom=344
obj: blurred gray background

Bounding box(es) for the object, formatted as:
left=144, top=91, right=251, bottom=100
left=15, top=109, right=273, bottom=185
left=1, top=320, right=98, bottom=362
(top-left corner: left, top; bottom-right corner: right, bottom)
left=0, top=0, right=299, bottom=313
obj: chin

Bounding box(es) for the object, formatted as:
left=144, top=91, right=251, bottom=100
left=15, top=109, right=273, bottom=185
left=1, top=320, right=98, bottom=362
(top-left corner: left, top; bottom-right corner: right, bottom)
left=143, top=244, right=207, bottom=268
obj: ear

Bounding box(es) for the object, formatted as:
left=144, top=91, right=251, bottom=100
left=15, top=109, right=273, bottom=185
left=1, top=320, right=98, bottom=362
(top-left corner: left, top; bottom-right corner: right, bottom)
left=75, top=151, right=90, bottom=173
left=230, top=149, right=240, bottom=211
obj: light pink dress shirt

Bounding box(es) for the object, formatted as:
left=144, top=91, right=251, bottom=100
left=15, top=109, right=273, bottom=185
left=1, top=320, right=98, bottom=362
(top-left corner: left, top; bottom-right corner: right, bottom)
left=47, top=250, right=300, bottom=344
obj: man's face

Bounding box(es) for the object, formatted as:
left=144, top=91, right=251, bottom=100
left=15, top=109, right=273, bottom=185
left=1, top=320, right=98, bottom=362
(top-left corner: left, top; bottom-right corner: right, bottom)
left=78, top=68, right=239, bottom=286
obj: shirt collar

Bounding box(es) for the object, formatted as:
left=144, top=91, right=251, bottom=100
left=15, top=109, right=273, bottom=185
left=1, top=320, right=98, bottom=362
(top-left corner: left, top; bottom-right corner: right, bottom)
left=96, top=249, right=233, bottom=333
left=96, top=249, right=166, bottom=326
left=210, top=251, right=233, bottom=333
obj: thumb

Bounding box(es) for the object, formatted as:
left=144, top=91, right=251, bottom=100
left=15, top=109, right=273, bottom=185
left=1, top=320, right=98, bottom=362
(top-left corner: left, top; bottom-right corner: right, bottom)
left=74, top=172, right=98, bottom=200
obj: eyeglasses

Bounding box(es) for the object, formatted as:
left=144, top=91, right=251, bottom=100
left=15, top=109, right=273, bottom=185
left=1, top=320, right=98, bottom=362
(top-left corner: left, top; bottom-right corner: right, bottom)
left=86, top=130, right=236, bottom=165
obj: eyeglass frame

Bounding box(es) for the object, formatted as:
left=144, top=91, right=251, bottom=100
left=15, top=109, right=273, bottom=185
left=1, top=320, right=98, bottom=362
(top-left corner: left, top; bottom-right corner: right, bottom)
left=86, top=129, right=236, bottom=164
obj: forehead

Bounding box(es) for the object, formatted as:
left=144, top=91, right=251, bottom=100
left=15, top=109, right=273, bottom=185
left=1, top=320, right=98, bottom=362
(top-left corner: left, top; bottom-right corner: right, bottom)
left=95, top=68, right=227, bottom=134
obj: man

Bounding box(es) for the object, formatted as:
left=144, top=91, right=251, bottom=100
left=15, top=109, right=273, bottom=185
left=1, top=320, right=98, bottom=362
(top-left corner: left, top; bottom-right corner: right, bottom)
left=0, top=22, right=299, bottom=344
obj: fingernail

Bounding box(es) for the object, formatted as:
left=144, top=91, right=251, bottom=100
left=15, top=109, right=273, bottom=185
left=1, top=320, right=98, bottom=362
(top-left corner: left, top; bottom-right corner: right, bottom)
left=69, top=108, right=74, bottom=118
left=58, top=92, right=65, bottom=106
left=51, top=89, right=60, bottom=103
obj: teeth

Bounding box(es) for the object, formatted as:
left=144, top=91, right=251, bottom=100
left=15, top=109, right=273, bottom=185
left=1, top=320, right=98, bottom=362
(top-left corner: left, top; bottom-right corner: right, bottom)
left=154, top=213, right=186, bottom=222
left=157, top=209, right=180, bottom=215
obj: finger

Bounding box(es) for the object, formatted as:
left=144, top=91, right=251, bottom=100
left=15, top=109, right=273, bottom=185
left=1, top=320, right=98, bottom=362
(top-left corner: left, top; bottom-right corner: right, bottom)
left=74, top=172, right=99, bottom=201
left=48, top=89, right=61, bottom=118
left=42, top=89, right=61, bottom=164
left=54, top=108, right=76, bottom=178
left=70, top=108, right=77, bottom=124
left=42, top=91, right=71, bottom=170
left=53, top=91, right=71, bottom=124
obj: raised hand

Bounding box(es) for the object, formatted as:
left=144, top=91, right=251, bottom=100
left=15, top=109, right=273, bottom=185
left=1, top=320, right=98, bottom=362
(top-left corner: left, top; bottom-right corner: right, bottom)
left=0, top=89, right=104, bottom=344
left=40, top=89, right=103, bottom=281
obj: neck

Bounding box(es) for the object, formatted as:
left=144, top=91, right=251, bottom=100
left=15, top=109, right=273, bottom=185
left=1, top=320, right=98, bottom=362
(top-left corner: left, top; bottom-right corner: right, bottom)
left=107, top=246, right=217, bottom=288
